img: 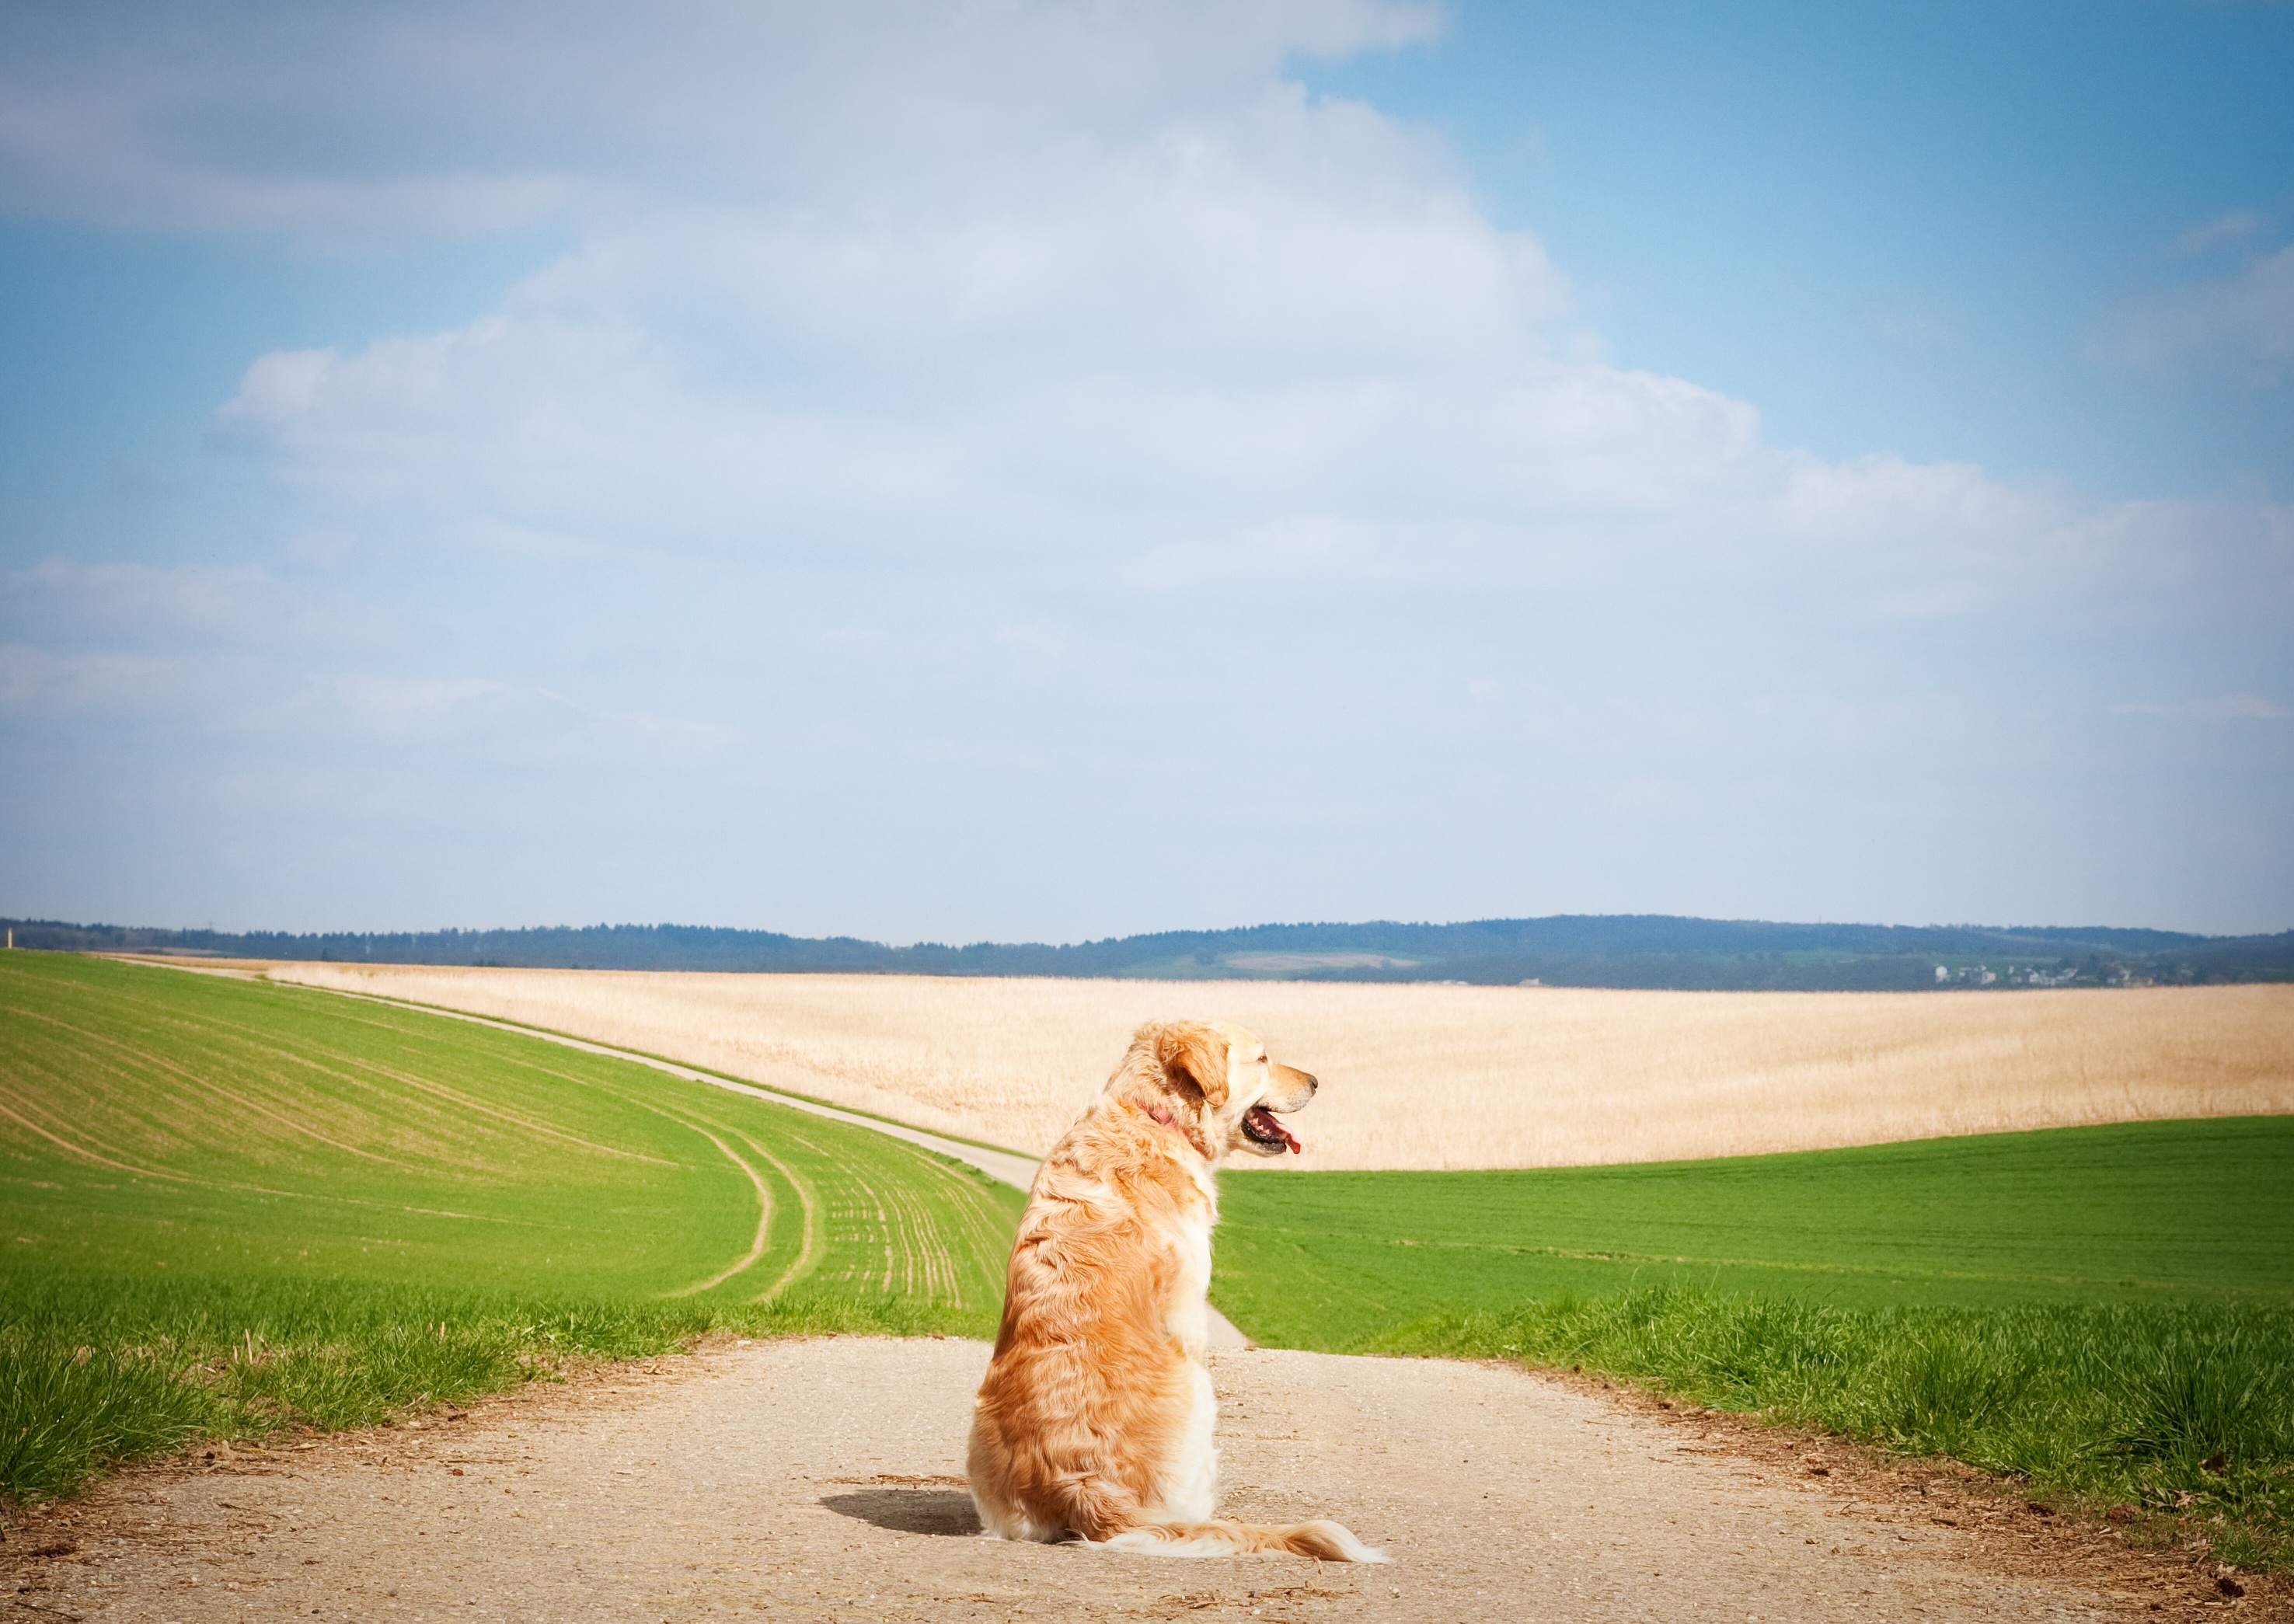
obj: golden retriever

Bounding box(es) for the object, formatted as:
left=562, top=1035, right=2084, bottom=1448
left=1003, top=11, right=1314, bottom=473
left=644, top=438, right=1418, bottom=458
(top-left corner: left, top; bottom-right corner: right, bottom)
left=966, top=1019, right=1384, bottom=1561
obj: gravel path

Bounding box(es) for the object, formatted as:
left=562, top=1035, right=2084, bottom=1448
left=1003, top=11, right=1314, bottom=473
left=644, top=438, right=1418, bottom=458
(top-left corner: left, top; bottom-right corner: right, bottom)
left=8, top=1336, right=2254, bottom=1624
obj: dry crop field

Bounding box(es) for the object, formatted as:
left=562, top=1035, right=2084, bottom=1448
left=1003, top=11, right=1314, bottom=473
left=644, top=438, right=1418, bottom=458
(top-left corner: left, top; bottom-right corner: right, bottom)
left=263, top=965, right=2294, bottom=1171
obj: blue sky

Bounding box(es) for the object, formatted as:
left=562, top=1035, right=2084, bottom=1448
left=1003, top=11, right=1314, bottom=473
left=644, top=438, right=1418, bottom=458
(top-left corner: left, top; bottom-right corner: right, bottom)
left=2, top=0, right=2289, bottom=941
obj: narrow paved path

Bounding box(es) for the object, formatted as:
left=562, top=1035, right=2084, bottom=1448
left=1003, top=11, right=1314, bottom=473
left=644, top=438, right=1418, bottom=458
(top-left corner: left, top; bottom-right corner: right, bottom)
left=8, top=1337, right=2226, bottom=1624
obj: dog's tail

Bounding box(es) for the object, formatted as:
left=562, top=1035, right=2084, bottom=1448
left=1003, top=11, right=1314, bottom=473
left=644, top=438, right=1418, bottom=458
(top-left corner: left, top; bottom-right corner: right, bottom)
left=1029, top=1469, right=1385, bottom=1562
left=1093, top=1518, right=1387, bottom=1563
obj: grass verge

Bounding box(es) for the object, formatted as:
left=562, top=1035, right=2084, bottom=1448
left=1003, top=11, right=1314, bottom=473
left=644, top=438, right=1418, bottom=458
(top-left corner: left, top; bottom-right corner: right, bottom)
left=1, top=1267, right=989, bottom=1502
left=1381, top=1288, right=2294, bottom=1571
left=1215, top=1120, right=2294, bottom=1572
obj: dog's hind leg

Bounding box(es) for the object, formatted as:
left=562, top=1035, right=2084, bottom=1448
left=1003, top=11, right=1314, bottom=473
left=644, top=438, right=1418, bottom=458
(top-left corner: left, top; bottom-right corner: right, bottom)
left=1145, top=1360, right=1220, bottom=1524
left=970, top=1489, right=1065, bottom=1545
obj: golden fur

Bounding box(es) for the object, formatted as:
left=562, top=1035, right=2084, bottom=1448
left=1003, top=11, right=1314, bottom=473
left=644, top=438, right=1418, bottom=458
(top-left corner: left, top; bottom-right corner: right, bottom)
left=967, top=1020, right=1384, bottom=1562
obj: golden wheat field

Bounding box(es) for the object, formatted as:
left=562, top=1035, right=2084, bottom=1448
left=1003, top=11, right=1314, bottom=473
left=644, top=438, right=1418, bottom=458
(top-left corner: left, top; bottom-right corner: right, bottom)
left=259, top=964, right=2294, bottom=1172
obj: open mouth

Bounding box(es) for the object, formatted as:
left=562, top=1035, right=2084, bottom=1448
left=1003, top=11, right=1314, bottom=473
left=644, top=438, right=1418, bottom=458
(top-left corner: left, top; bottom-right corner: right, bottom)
left=1241, top=1105, right=1302, bottom=1155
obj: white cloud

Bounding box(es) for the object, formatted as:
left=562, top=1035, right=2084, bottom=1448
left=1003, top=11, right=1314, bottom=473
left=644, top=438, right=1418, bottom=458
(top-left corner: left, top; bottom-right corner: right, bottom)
left=244, top=674, right=740, bottom=754
left=333, top=675, right=521, bottom=734
left=43, top=0, right=2236, bottom=626
left=0, top=643, right=177, bottom=711
left=0, top=558, right=384, bottom=648
left=2173, top=210, right=2261, bottom=257
left=214, top=220, right=2278, bottom=626
left=0, top=0, right=1439, bottom=247
left=2114, top=693, right=2289, bottom=723
left=1874, top=303, right=1957, bottom=348
left=5, top=558, right=269, bottom=626
left=12, top=5, right=2285, bottom=667
left=2191, top=693, right=2289, bottom=720
left=2101, top=242, right=2294, bottom=378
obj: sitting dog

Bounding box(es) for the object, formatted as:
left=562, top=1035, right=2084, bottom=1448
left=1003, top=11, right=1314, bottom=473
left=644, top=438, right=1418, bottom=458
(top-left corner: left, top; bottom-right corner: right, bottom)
left=966, top=1019, right=1384, bottom=1561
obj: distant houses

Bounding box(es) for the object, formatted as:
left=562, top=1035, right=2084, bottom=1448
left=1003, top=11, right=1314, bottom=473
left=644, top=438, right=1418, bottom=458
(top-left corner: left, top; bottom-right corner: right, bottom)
left=1933, top=960, right=2121, bottom=988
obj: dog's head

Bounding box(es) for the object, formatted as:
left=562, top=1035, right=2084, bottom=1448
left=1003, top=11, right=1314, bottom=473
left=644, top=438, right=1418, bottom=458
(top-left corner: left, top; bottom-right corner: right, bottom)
left=1132, top=1019, right=1317, bottom=1161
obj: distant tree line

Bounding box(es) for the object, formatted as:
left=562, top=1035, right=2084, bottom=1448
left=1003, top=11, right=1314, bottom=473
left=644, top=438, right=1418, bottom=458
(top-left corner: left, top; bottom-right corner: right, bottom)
left=7, top=913, right=2289, bottom=988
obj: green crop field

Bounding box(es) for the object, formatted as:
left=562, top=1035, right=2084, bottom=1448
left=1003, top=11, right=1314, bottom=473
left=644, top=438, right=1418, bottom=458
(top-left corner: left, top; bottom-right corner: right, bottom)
left=1214, top=1121, right=2294, bottom=1569
left=0, top=952, right=1023, bottom=1498
left=1212, top=1117, right=2294, bottom=1349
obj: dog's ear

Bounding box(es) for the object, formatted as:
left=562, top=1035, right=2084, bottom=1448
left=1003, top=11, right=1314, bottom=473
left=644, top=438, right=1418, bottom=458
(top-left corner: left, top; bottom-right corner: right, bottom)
left=1156, top=1023, right=1231, bottom=1109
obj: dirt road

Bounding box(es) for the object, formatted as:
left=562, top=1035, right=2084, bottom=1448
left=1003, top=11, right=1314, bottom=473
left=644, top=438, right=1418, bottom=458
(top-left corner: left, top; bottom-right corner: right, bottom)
left=6, top=1336, right=2253, bottom=1623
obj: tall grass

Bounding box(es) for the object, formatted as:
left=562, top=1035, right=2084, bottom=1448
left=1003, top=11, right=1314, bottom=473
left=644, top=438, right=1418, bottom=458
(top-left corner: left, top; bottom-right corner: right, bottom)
left=0, top=1270, right=990, bottom=1502
left=1382, top=1288, right=2294, bottom=1569
left=269, top=964, right=2294, bottom=1171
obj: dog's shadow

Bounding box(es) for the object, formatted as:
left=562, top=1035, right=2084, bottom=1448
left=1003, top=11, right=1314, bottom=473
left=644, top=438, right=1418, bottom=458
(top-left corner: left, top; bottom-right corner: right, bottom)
left=819, top=1479, right=981, bottom=1537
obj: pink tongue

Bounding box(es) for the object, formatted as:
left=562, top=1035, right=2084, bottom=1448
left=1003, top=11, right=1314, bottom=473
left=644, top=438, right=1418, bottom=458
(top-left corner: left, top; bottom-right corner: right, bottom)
left=1252, top=1108, right=1303, bottom=1155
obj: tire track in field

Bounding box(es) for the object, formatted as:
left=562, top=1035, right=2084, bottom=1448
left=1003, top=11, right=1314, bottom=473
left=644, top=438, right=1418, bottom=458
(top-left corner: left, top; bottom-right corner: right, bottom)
left=264, top=1040, right=677, bottom=1167
left=16, top=978, right=464, bottom=1167
left=3, top=992, right=647, bottom=1228
left=514, top=1042, right=994, bottom=1309
left=469, top=1053, right=811, bottom=1299
left=910, top=1152, right=1013, bottom=1303
left=891, top=1180, right=960, bottom=1303
left=1, top=1028, right=201, bottom=1164
left=468, top=1056, right=815, bottom=1298
left=800, top=1127, right=888, bottom=1293
left=897, top=1149, right=1006, bottom=1292
left=883, top=1176, right=919, bottom=1296
left=3, top=1000, right=431, bottom=1165
left=661, top=1121, right=778, bottom=1298
left=877, top=1171, right=917, bottom=1296
left=0, top=1082, right=199, bottom=1182
left=908, top=1178, right=970, bottom=1302
left=777, top=1123, right=906, bottom=1298
left=2, top=1002, right=420, bottom=1168
left=887, top=1180, right=938, bottom=1299
left=4, top=999, right=546, bottom=1223
left=0, top=1078, right=543, bottom=1225
left=129, top=989, right=681, bottom=1170
left=737, top=1131, right=826, bottom=1302
left=783, top=1122, right=963, bottom=1303
left=888, top=1139, right=1023, bottom=1307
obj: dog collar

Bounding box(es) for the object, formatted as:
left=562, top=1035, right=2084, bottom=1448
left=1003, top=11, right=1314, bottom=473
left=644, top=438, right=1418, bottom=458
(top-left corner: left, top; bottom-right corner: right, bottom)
left=1142, top=1101, right=1211, bottom=1159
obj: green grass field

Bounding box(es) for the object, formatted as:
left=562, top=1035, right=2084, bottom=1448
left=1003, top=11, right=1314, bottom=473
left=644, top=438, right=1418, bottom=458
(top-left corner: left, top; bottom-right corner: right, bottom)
left=1212, top=1117, right=2294, bottom=1349
left=0, top=952, right=1023, bottom=1498
left=1214, top=1120, right=2294, bottom=1569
